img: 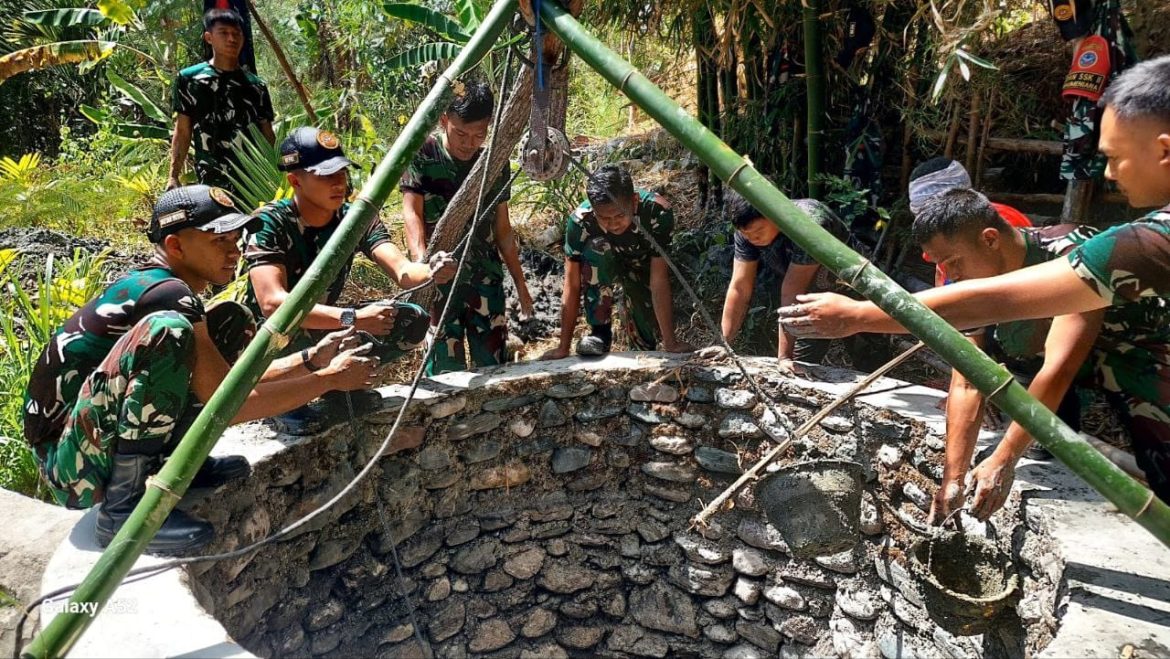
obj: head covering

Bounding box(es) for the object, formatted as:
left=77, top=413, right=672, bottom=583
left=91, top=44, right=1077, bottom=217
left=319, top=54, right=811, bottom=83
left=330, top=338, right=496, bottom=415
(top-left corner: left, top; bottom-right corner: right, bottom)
left=278, top=126, right=355, bottom=175
left=148, top=184, right=256, bottom=243
left=908, top=160, right=972, bottom=215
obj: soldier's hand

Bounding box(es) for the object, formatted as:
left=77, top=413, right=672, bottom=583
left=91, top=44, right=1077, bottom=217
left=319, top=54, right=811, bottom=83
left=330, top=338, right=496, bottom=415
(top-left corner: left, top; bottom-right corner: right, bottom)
left=968, top=451, right=1017, bottom=521
left=540, top=346, right=570, bottom=361
left=429, top=252, right=457, bottom=285
left=694, top=345, right=729, bottom=361
left=778, top=293, right=864, bottom=339
left=322, top=343, right=380, bottom=391
left=519, top=292, right=535, bottom=321
left=928, top=477, right=967, bottom=527
left=355, top=304, right=397, bottom=335
left=309, top=327, right=361, bottom=370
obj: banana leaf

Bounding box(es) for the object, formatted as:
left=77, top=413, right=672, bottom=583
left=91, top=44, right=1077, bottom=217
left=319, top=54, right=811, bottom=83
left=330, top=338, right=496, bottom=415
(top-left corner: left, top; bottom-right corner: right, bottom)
left=0, top=40, right=116, bottom=84
left=381, top=3, right=470, bottom=43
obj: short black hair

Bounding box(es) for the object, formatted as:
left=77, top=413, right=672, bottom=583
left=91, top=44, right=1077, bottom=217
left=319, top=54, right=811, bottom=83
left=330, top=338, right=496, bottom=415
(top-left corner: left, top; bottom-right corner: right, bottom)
left=204, top=8, right=244, bottom=32
left=1099, top=55, right=1170, bottom=126
left=724, top=189, right=764, bottom=229
left=911, top=188, right=1009, bottom=246
left=447, top=80, right=494, bottom=123
left=909, top=157, right=957, bottom=183
left=586, top=164, right=634, bottom=209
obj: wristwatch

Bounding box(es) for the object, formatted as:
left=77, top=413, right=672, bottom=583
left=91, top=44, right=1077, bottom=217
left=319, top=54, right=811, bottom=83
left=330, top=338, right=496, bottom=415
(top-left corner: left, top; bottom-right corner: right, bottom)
left=340, top=308, right=357, bottom=327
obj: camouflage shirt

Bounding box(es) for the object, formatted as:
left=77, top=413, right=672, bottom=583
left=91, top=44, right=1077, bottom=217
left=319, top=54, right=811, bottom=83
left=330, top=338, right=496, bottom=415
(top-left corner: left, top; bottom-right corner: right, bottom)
left=172, top=61, right=274, bottom=187
left=23, top=264, right=205, bottom=448
left=564, top=190, right=674, bottom=279
left=733, top=199, right=850, bottom=290
left=242, top=199, right=392, bottom=321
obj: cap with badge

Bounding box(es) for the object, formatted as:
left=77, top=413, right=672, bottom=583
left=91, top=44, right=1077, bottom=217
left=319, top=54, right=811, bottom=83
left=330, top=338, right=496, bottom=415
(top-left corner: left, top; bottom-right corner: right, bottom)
left=278, top=126, right=356, bottom=175
left=148, top=184, right=258, bottom=243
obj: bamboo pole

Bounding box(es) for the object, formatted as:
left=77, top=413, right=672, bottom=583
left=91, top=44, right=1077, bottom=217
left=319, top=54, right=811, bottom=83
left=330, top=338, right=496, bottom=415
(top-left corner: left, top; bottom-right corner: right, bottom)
left=975, top=88, right=997, bottom=188
left=802, top=0, right=825, bottom=198
left=537, top=0, right=1170, bottom=548
left=964, top=92, right=982, bottom=176
left=18, top=2, right=518, bottom=657
left=245, top=0, right=317, bottom=123
left=943, top=101, right=962, bottom=159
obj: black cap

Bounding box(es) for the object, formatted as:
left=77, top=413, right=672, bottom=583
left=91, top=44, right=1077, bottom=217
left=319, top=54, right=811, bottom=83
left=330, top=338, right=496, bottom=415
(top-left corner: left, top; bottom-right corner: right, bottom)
left=148, top=185, right=256, bottom=243
left=278, top=127, right=355, bottom=175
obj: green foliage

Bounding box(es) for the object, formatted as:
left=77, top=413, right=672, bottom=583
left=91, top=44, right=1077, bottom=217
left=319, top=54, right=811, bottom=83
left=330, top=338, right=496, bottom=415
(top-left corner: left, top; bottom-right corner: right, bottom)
left=0, top=153, right=42, bottom=183
left=0, top=248, right=111, bottom=498
left=385, top=41, right=463, bottom=70
left=225, top=123, right=293, bottom=211
left=381, top=3, right=470, bottom=42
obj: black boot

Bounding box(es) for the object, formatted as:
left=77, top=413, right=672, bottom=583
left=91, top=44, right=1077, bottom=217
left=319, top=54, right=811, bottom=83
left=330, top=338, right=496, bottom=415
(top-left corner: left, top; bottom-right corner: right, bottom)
left=95, top=453, right=214, bottom=555
left=189, top=455, right=252, bottom=490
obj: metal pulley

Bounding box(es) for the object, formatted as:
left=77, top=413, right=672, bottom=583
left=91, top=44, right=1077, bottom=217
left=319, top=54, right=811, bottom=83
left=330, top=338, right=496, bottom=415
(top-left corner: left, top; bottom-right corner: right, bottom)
left=520, top=126, right=571, bottom=181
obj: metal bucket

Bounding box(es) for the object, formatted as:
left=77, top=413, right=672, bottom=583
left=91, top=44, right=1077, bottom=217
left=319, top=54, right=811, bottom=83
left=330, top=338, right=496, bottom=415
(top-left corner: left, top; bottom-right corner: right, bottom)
left=909, top=531, right=1019, bottom=636
left=755, top=460, right=865, bottom=559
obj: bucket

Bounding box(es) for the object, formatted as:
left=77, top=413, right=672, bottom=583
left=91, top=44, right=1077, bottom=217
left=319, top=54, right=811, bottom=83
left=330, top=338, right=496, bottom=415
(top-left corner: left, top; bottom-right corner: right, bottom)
left=909, top=531, right=1019, bottom=636
left=755, top=460, right=865, bottom=559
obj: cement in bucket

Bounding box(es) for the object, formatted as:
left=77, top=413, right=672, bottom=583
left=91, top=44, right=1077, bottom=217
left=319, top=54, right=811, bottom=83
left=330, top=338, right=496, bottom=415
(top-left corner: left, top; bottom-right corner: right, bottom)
left=755, top=460, right=864, bottom=559
left=909, top=531, right=1019, bottom=636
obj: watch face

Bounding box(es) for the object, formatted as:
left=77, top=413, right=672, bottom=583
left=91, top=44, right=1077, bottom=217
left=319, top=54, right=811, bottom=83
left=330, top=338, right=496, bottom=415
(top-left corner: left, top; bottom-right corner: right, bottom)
left=341, top=309, right=356, bottom=326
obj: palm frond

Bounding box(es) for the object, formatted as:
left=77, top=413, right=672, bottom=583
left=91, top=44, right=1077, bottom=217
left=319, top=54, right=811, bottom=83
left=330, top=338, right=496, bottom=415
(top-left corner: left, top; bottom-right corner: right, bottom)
left=385, top=41, right=463, bottom=70
left=225, top=123, right=291, bottom=211
left=381, top=3, right=470, bottom=43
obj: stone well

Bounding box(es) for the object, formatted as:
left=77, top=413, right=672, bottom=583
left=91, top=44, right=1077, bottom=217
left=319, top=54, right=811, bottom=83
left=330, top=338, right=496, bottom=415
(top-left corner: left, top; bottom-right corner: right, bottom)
left=40, top=354, right=1170, bottom=658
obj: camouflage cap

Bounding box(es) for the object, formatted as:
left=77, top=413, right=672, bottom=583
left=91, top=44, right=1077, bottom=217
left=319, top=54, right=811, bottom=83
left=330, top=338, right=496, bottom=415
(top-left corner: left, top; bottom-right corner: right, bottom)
left=148, top=184, right=256, bottom=243
left=279, top=126, right=355, bottom=175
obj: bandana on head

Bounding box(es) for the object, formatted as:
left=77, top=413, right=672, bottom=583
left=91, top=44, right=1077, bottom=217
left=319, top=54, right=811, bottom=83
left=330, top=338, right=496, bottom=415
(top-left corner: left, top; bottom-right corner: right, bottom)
left=908, top=160, right=972, bottom=215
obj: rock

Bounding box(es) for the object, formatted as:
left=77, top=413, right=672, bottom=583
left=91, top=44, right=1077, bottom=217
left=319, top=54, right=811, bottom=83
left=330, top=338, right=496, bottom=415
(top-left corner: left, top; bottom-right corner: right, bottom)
left=820, top=416, right=855, bottom=433
left=483, top=392, right=544, bottom=412
left=388, top=425, right=426, bottom=455
left=309, top=630, right=341, bottom=655
left=514, top=437, right=555, bottom=457
left=451, top=540, right=500, bottom=574
left=737, top=518, right=789, bottom=554
left=508, top=417, right=536, bottom=438
left=732, top=548, right=769, bottom=577
left=637, top=518, right=670, bottom=543
left=395, top=528, right=443, bottom=567
left=641, top=461, right=696, bottom=483
left=620, top=534, right=642, bottom=558
left=704, top=598, right=738, bottom=619
left=705, top=624, right=739, bottom=644
left=877, top=445, right=903, bottom=468
left=719, top=412, right=762, bottom=438
left=780, top=563, right=836, bottom=590
left=716, top=388, right=757, bottom=410
left=306, top=598, right=344, bottom=632
left=560, top=598, right=599, bottom=619
left=468, top=619, right=515, bottom=653
left=548, top=381, right=597, bottom=399
left=522, top=608, right=557, bottom=638
left=452, top=578, right=469, bottom=593
left=902, top=482, right=931, bottom=511
left=576, top=430, right=604, bottom=446
left=645, top=483, right=691, bottom=503
left=764, top=584, right=806, bottom=611
left=446, top=520, right=481, bottom=546
left=557, top=626, right=606, bottom=650
left=876, top=622, right=918, bottom=659
left=860, top=498, right=882, bottom=535
left=547, top=539, right=569, bottom=556
left=686, top=385, right=715, bottom=403
left=628, top=403, right=667, bottom=424
left=531, top=521, right=572, bottom=539
left=734, top=578, right=761, bottom=605
left=608, top=448, right=631, bottom=468
left=674, top=533, right=730, bottom=564
left=872, top=554, right=922, bottom=607
left=483, top=569, right=514, bottom=592
left=575, top=404, right=624, bottom=423
left=429, top=395, right=467, bottom=419
left=830, top=615, right=879, bottom=659
left=423, top=470, right=460, bottom=490
left=448, top=413, right=501, bottom=441
left=428, top=601, right=466, bottom=642
left=470, top=463, right=531, bottom=490
left=837, top=584, right=880, bottom=621
left=539, top=400, right=569, bottom=428
left=538, top=563, right=595, bottom=594
left=520, top=644, right=568, bottom=659
left=723, top=644, right=765, bottom=659
left=630, top=582, right=699, bottom=637
left=736, top=621, right=782, bottom=653
left=650, top=435, right=695, bottom=455
left=676, top=412, right=706, bottom=429
left=607, top=625, right=670, bottom=658
left=631, top=382, right=680, bottom=403
left=383, top=623, right=415, bottom=644
left=418, top=447, right=452, bottom=471
left=670, top=562, right=736, bottom=597
left=604, top=592, right=628, bottom=618
left=695, top=446, right=743, bottom=475
left=460, top=440, right=501, bottom=464
left=624, top=563, right=656, bottom=585
left=551, top=447, right=593, bottom=473
left=780, top=615, right=820, bottom=646
left=309, top=534, right=364, bottom=570
left=426, top=577, right=451, bottom=602
left=815, top=550, right=859, bottom=574
left=503, top=547, right=546, bottom=580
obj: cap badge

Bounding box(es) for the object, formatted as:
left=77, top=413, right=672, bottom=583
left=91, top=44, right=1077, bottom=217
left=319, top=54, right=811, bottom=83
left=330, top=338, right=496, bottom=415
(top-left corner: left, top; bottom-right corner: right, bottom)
left=158, top=209, right=188, bottom=228
left=281, top=152, right=300, bottom=166
left=317, top=130, right=340, bottom=149
left=209, top=187, right=236, bottom=208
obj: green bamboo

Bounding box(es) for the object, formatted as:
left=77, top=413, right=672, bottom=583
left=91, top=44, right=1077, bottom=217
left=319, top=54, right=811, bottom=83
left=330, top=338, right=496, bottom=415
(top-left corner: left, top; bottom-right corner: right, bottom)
left=802, top=0, right=825, bottom=198
left=538, top=1, right=1170, bottom=548
left=20, top=2, right=517, bottom=656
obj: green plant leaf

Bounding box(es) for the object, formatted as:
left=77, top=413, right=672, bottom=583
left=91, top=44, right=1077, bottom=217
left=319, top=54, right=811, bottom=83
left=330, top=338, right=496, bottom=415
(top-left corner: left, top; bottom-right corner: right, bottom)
left=97, top=0, right=136, bottom=25
left=0, top=40, right=117, bottom=84
left=930, top=57, right=951, bottom=103
left=385, top=42, right=463, bottom=70
left=452, top=0, right=482, bottom=32
left=106, top=69, right=168, bottom=123
left=224, top=123, right=291, bottom=210
left=108, top=122, right=169, bottom=140
left=22, top=8, right=108, bottom=29
left=954, top=48, right=998, bottom=71
left=78, top=103, right=112, bottom=124
left=380, top=3, right=470, bottom=43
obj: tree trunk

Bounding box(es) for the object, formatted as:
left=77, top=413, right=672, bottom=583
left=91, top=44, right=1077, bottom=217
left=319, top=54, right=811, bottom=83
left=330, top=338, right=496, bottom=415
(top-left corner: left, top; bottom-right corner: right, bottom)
left=802, top=0, right=825, bottom=198
left=245, top=0, right=316, bottom=122
left=694, top=4, right=721, bottom=209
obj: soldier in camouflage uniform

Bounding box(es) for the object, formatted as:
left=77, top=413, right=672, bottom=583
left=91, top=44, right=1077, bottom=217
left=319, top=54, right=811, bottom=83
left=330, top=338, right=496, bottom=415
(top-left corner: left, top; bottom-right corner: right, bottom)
left=168, top=8, right=275, bottom=193
left=541, top=164, right=693, bottom=359
left=246, top=127, right=455, bottom=433
left=778, top=56, right=1170, bottom=513
left=22, top=185, right=376, bottom=555
left=400, top=81, right=534, bottom=375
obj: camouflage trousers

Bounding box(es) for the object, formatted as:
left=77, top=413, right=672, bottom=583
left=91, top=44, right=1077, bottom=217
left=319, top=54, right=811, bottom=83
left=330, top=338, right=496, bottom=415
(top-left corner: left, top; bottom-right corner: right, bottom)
left=426, top=270, right=507, bottom=376
left=39, top=302, right=255, bottom=509
left=580, top=237, right=657, bottom=351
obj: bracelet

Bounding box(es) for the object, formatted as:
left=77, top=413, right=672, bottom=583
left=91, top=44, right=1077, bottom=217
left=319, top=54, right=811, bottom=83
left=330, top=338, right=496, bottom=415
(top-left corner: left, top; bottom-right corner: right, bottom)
left=302, top=348, right=321, bottom=372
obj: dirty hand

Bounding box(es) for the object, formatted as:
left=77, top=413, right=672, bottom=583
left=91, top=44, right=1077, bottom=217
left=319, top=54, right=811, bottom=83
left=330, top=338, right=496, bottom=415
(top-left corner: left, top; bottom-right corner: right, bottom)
left=777, top=293, right=863, bottom=339
left=663, top=339, right=695, bottom=354
left=309, top=327, right=362, bottom=370
left=322, top=343, right=379, bottom=391
left=519, top=290, right=535, bottom=321
left=540, top=345, right=570, bottom=361
left=429, top=251, right=457, bottom=285
left=928, top=477, right=967, bottom=527
left=694, top=345, right=729, bottom=361
left=355, top=303, right=397, bottom=335
left=968, top=451, right=1017, bottom=521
